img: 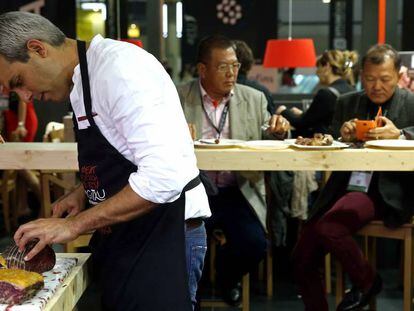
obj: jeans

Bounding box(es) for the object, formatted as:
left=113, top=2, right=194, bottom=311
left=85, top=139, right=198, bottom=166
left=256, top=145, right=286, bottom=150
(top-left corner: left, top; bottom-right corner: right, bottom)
left=185, top=221, right=207, bottom=309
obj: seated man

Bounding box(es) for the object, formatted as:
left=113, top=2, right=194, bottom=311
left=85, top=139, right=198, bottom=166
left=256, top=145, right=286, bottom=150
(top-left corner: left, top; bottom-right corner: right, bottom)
left=177, top=35, right=289, bottom=305
left=293, top=44, right=414, bottom=311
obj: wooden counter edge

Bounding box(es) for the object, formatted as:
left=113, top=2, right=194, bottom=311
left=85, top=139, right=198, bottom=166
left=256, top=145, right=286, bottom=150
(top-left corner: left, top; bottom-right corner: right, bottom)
left=44, top=253, right=91, bottom=311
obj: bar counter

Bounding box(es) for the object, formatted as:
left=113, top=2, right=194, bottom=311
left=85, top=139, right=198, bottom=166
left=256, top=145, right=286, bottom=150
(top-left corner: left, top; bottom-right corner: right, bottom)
left=1, top=142, right=414, bottom=171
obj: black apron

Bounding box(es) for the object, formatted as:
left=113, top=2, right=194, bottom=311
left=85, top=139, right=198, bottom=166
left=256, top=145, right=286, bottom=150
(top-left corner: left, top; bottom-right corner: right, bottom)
left=72, top=40, right=195, bottom=311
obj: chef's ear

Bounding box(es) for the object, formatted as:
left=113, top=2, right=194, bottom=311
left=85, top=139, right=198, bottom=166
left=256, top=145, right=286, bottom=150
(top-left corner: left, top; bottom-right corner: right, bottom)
left=26, top=39, right=48, bottom=58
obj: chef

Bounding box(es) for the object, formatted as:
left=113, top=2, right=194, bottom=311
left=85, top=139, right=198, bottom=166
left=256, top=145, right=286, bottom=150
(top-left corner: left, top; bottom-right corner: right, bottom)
left=0, top=11, right=210, bottom=310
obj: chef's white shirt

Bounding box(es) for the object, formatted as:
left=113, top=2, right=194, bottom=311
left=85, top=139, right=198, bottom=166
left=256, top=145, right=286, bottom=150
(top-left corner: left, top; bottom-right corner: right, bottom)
left=69, top=35, right=211, bottom=220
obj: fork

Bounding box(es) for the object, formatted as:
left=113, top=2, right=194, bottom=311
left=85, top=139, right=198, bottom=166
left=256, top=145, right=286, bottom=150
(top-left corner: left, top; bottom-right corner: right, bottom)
left=4, top=245, right=26, bottom=270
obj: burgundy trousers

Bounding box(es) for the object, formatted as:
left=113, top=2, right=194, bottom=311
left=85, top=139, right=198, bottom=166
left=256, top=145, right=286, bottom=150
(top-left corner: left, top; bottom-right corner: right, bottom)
left=293, top=192, right=381, bottom=311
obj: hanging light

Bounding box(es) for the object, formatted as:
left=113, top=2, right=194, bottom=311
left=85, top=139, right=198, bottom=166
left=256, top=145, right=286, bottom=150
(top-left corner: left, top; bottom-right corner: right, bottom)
left=263, top=0, right=316, bottom=68
left=120, top=39, right=143, bottom=48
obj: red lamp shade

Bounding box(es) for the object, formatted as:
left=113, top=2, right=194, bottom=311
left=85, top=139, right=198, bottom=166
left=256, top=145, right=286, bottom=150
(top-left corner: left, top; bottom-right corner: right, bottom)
left=121, top=39, right=143, bottom=48
left=263, top=39, right=316, bottom=68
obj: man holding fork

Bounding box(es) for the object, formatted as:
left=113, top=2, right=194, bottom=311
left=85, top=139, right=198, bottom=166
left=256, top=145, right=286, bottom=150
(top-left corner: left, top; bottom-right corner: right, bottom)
left=293, top=44, right=414, bottom=311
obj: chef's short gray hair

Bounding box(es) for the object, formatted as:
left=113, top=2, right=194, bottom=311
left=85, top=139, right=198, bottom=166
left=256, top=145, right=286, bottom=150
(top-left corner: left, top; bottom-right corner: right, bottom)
left=0, top=11, right=65, bottom=63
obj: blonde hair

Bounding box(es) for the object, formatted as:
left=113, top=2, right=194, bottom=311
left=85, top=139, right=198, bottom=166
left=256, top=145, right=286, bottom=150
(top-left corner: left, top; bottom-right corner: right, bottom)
left=317, top=50, right=359, bottom=86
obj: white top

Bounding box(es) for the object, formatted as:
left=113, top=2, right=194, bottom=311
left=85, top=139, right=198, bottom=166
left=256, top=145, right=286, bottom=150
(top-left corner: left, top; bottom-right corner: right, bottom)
left=199, top=82, right=237, bottom=187
left=69, top=35, right=211, bottom=220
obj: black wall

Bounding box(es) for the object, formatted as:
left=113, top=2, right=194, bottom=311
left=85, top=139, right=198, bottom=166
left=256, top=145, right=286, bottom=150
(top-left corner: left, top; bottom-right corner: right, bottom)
left=0, top=0, right=76, bottom=38
left=0, top=0, right=76, bottom=141
left=182, top=0, right=278, bottom=67
left=402, top=0, right=414, bottom=51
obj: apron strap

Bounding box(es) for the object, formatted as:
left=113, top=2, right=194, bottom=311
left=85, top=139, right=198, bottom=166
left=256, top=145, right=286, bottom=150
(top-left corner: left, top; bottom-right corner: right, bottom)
left=183, top=175, right=201, bottom=193
left=77, top=40, right=97, bottom=127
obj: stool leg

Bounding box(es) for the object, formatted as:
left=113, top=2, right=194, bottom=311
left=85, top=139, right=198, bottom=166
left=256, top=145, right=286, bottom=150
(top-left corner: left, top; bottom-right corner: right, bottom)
left=335, top=260, right=345, bottom=306
left=242, top=274, right=249, bottom=311
left=266, top=244, right=273, bottom=297
left=367, top=237, right=377, bottom=310
left=209, top=238, right=216, bottom=285
left=258, top=260, right=264, bottom=281
left=40, top=173, right=52, bottom=218
left=403, top=230, right=413, bottom=311
left=1, top=187, right=10, bottom=233
left=325, top=253, right=332, bottom=294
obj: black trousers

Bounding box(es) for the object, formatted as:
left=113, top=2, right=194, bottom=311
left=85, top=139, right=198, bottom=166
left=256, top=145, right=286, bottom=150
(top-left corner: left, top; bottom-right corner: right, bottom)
left=206, top=187, right=267, bottom=289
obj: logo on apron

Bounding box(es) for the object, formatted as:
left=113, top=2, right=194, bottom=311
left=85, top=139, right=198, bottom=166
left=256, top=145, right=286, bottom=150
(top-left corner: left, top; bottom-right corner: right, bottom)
left=81, top=165, right=107, bottom=204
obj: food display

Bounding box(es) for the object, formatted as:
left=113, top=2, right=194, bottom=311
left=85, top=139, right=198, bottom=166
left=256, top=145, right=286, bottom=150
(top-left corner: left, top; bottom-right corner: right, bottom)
left=295, top=133, right=334, bottom=146
left=0, top=269, right=44, bottom=305
left=0, top=240, right=56, bottom=274
left=0, top=240, right=56, bottom=306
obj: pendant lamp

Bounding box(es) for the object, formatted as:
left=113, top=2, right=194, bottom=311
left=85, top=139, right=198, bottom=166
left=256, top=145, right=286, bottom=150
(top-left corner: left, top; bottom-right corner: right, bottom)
left=263, top=0, right=316, bottom=68
left=121, top=39, right=143, bottom=48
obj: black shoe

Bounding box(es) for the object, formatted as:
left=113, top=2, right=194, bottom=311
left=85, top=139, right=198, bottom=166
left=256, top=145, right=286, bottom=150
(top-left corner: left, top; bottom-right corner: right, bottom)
left=337, top=274, right=383, bottom=311
left=222, top=282, right=242, bottom=307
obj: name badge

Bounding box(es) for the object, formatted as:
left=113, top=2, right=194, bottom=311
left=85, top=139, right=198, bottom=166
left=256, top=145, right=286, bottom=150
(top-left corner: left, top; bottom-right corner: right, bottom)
left=347, top=171, right=373, bottom=193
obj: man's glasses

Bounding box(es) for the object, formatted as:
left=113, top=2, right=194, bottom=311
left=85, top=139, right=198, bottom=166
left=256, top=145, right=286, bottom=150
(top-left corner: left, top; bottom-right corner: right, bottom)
left=215, top=62, right=241, bottom=73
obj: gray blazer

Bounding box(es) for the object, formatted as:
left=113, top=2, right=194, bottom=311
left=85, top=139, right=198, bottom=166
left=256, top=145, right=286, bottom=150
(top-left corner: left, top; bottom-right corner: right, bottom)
left=177, top=79, right=271, bottom=229
left=309, top=88, right=414, bottom=227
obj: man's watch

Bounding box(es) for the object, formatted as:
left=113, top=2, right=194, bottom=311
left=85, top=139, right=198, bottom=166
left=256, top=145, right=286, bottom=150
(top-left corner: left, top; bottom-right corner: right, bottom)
left=17, top=121, right=25, bottom=128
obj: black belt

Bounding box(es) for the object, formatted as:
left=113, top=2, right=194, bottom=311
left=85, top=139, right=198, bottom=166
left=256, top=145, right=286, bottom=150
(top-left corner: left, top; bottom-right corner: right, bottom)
left=185, top=217, right=203, bottom=229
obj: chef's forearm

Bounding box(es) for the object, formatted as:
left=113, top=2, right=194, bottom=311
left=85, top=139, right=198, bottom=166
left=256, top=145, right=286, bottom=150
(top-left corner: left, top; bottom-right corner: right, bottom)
left=71, top=184, right=156, bottom=235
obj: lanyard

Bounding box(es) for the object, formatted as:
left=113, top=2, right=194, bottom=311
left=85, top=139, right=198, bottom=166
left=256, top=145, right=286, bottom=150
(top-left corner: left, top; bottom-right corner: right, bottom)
left=201, top=100, right=230, bottom=138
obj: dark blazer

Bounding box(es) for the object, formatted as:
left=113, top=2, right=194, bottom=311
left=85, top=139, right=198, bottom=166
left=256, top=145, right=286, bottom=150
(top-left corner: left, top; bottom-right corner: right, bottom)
left=308, top=87, right=414, bottom=227
left=282, top=79, right=354, bottom=137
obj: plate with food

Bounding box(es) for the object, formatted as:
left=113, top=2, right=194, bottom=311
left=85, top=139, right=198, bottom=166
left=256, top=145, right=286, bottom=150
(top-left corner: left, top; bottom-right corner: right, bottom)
left=194, top=138, right=245, bottom=148
left=364, top=139, right=414, bottom=149
left=287, top=133, right=349, bottom=150
left=241, top=140, right=289, bottom=150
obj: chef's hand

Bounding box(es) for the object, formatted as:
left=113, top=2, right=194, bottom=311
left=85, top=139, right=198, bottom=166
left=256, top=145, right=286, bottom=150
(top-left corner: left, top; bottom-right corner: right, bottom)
left=52, top=184, right=86, bottom=218
left=266, top=115, right=290, bottom=138
left=365, top=116, right=400, bottom=140
left=14, top=217, right=79, bottom=260
left=340, top=118, right=357, bottom=142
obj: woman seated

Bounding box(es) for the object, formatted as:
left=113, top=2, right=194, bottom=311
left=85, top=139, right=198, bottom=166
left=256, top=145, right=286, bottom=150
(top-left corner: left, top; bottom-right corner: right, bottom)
left=3, top=90, right=40, bottom=221
left=276, top=50, right=358, bottom=137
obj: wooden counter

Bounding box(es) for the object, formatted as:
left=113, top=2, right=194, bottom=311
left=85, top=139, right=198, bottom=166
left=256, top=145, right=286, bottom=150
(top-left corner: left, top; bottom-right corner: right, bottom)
left=1, top=142, right=414, bottom=171
left=44, top=253, right=90, bottom=311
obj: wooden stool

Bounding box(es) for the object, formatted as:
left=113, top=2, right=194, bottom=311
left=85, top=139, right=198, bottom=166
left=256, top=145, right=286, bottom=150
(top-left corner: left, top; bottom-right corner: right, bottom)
left=335, top=220, right=414, bottom=311
left=40, top=170, right=77, bottom=218
left=257, top=239, right=274, bottom=297
left=200, top=274, right=250, bottom=311
left=0, top=170, right=17, bottom=233
left=39, top=170, right=93, bottom=252
left=201, top=237, right=250, bottom=311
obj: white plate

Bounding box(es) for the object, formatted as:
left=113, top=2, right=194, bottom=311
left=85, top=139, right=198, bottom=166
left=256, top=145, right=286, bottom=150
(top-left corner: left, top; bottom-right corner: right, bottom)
left=365, top=139, right=414, bottom=149
left=289, top=140, right=350, bottom=150
left=194, top=139, right=245, bottom=148
left=241, top=140, right=289, bottom=150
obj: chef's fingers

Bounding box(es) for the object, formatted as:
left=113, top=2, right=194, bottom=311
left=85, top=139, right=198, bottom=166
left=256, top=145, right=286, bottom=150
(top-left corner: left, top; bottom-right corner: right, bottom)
left=52, top=203, right=65, bottom=218
left=24, top=239, right=47, bottom=261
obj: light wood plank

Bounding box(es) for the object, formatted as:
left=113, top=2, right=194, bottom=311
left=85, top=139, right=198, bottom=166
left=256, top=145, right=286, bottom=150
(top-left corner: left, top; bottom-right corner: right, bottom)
left=44, top=253, right=90, bottom=311
left=2, top=143, right=414, bottom=171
